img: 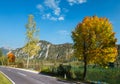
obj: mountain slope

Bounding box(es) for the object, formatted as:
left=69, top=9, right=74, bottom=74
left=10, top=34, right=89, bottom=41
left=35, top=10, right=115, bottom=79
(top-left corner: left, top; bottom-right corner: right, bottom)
left=0, top=47, right=10, bottom=55
left=14, top=40, right=73, bottom=61
left=13, top=41, right=120, bottom=63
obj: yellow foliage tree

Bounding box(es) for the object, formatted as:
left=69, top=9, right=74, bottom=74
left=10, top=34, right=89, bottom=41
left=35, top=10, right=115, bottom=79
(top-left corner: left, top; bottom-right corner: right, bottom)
left=23, top=14, right=40, bottom=68
left=72, top=16, right=118, bottom=80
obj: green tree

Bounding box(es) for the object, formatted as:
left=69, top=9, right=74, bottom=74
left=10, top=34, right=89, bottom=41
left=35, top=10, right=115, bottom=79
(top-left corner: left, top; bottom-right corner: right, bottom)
left=0, top=49, right=2, bottom=56
left=72, top=16, right=118, bottom=80
left=0, top=49, right=3, bottom=65
left=23, top=14, right=40, bottom=68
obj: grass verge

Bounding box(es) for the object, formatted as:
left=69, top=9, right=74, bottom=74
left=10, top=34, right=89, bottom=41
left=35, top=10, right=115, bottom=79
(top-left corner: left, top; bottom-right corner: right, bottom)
left=0, top=72, right=12, bottom=84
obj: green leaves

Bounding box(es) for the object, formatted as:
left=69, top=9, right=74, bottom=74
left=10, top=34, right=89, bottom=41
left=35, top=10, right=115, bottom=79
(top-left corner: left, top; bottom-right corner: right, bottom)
left=0, top=49, right=2, bottom=57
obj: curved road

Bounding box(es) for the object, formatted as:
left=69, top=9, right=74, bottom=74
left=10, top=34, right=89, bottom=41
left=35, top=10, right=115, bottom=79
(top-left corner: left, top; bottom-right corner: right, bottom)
left=0, top=66, right=75, bottom=84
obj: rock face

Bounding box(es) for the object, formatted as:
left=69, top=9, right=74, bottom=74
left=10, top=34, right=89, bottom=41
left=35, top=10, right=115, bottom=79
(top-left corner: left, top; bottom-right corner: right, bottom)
left=13, top=40, right=73, bottom=60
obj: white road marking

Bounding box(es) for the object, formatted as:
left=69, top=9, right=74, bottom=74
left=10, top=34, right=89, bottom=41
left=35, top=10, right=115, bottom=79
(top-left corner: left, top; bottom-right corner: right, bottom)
left=0, top=71, right=16, bottom=84
left=17, top=72, right=26, bottom=76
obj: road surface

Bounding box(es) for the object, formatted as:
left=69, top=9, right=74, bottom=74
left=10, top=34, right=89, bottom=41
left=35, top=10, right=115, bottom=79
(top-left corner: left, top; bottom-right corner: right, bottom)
left=0, top=66, right=75, bottom=84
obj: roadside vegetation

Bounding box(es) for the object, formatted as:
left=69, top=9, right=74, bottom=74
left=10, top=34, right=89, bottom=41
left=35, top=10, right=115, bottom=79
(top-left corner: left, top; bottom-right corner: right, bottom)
left=38, top=61, right=120, bottom=84
left=0, top=72, right=12, bottom=84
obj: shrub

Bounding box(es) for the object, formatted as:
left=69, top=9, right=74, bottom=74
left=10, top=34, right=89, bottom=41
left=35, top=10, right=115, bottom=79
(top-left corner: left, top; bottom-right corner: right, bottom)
left=57, top=64, right=66, bottom=77
left=57, top=64, right=72, bottom=78
left=16, top=62, right=24, bottom=68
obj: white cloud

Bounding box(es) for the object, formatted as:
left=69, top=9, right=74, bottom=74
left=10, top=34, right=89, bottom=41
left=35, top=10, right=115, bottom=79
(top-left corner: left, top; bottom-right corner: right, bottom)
left=42, top=13, right=51, bottom=19
left=46, top=13, right=51, bottom=18
left=42, top=13, right=58, bottom=21
left=36, top=0, right=87, bottom=21
left=36, top=4, right=44, bottom=11
left=50, top=17, right=58, bottom=21
left=42, top=13, right=64, bottom=21
left=54, top=8, right=61, bottom=16
left=44, top=0, right=61, bottom=16
left=36, top=0, right=65, bottom=21
left=67, top=0, right=87, bottom=6
left=58, top=30, right=70, bottom=36
left=78, top=0, right=87, bottom=4
left=62, top=8, right=69, bottom=13
left=58, top=16, right=64, bottom=21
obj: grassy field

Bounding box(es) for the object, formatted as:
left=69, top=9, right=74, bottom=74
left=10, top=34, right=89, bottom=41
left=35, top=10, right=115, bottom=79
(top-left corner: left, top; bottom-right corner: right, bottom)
left=39, top=63, right=120, bottom=84
left=0, top=72, right=12, bottom=84
left=70, top=66, right=120, bottom=84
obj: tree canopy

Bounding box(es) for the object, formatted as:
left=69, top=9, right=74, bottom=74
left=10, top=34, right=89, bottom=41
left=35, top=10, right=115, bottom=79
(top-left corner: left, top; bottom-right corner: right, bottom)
left=22, top=14, right=40, bottom=68
left=72, top=16, right=118, bottom=80
left=7, top=51, right=15, bottom=63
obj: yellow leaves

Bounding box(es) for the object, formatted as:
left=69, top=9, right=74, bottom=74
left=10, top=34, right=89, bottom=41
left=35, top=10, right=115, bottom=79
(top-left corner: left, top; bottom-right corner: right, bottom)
left=101, top=47, right=117, bottom=62
left=23, top=14, right=40, bottom=57
left=23, top=41, right=40, bottom=57
left=72, top=15, right=118, bottom=66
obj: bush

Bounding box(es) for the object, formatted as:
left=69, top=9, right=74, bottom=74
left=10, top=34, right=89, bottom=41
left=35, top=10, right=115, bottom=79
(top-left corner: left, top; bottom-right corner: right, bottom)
left=34, top=65, right=40, bottom=71
left=16, top=62, right=24, bottom=68
left=51, top=66, right=57, bottom=75
left=57, top=64, right=65, bottom=77
left=40, top=65, right=57, bottom=76
left=57, top=64, right=72, bottom=78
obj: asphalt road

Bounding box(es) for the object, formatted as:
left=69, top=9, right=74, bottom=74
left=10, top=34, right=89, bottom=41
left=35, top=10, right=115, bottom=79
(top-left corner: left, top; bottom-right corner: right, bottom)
left=0, top=66, right=75, bottom=84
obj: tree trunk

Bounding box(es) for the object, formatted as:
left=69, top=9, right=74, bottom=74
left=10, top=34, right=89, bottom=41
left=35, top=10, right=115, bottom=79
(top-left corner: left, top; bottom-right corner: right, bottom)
left=0, top=57, right=3, bottom=66
left=83, top=57, right=87, bottom=81
left=1, top=60, right=3, bottom=66
left=83, top=40, right=87, bottom=81
left=26, top=55, right=29, bottom=68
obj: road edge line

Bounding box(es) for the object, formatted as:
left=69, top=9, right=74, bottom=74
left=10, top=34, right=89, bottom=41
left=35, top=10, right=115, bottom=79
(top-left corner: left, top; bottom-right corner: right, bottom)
left=8, top=66, right=39, bottom=74
left=0, top=71, right=15, bottom=84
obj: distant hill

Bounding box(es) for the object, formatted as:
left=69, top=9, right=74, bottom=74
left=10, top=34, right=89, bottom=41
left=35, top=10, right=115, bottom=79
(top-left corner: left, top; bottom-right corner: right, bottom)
left=13, top=40, right=73, bottom=61
left=8, top=41, right=120, bottom=64
left=0, top=47, right=10, bottom=56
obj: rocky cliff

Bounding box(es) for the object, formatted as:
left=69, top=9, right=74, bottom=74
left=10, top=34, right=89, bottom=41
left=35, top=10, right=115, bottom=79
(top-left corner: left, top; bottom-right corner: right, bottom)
left=13, top=40, right=73, bottom=61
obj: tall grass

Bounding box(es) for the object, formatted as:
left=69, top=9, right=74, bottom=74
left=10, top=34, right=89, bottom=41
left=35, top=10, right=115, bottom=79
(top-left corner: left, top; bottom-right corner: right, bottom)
left=86, top=67, right=120, bottom=84
left=71, top=66, right=120, bottom=84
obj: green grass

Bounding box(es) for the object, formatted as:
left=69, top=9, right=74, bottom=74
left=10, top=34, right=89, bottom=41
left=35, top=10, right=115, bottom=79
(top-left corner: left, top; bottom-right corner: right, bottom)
left=86, top=67, right=120, bottom=84
left=70, top=66, right=120, bottom=84
left=0, top=72, right=12, bottom=84
left=39, top=64, right=120, bottom=84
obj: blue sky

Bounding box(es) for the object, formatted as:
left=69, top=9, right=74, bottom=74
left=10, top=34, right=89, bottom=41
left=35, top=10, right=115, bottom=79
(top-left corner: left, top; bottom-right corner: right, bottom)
left=0, top=0, right=120, bottom=49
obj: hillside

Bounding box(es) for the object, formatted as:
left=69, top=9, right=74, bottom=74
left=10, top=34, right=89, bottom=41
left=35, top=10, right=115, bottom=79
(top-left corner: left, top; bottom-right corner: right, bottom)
left=2, top=41, right=120, bottom=63
left=13, top=40, right=73, bottom=61
left=0, top=47, right=10, bottom=56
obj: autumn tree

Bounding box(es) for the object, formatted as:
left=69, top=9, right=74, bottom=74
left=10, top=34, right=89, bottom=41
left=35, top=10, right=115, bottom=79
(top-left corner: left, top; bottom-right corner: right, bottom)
left=23, top=14, right=40, bottom=68
left=7, top=51, right=15, bottom=63
left=72, top=16, right=118, bottom=80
